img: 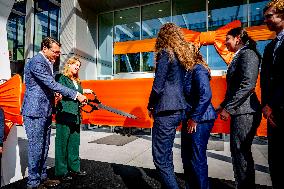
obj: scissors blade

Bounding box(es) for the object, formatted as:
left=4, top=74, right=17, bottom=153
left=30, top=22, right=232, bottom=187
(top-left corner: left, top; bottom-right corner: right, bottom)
left=97, top=103, right=137, bottom=119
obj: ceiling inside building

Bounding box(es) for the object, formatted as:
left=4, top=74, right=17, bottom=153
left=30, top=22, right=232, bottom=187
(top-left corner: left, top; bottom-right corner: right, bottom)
left=78, top=0, right=163, bottom=14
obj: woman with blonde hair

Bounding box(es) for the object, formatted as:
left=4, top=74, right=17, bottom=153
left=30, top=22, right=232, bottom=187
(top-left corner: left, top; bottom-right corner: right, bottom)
left=54, top=56, right=92, bottom=181
left=148, top=22, right=192, bottom=189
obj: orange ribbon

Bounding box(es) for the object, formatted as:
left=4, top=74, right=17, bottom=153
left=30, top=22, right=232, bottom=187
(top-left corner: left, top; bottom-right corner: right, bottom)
left=114, top=20, right=276, bottom=65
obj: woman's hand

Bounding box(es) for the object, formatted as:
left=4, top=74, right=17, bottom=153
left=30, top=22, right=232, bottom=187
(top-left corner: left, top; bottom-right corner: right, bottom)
left=220, top=108, right=230, bottom=121
left=187, top=119, right=197, bottom=133
left=83, top=89, right=93, bottom=94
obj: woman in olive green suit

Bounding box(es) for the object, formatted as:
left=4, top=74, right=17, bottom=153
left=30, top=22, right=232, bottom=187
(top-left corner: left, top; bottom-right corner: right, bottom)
left=55, top=56, right=92, bottom=180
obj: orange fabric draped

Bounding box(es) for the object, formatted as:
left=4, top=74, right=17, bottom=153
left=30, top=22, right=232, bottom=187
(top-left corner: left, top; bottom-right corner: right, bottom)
left=81, top=77, right=267, bottom=136
left=113, top=21, right=276, bottom=65
left=0, top=75, right=23, bottom=139
left=0, top=75, right=22, bottom=124
left=0, top=75, right=267, bottom=136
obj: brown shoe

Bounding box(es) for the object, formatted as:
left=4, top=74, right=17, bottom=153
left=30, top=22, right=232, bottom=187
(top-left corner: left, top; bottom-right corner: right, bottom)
left=42, top=179, right=60, bottom=187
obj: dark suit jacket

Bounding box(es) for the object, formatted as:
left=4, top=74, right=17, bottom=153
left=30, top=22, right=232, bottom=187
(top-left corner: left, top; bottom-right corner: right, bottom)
left=21, top=53, right=77, bottom=117
left=55, top=74, right=83, bottom=125
left=184, top=64, right=217, bottom=123
left=147, top=50, right=187, bottom=114
left=261, top=37, right=284, bottom=122
left=221, top=47, right=261, bottom=115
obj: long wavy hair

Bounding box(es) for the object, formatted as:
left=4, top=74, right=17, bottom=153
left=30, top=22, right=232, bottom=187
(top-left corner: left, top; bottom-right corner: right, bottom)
left=155, top=23, right=208, bottom=71
left=63, top=56, right=81, bottom=82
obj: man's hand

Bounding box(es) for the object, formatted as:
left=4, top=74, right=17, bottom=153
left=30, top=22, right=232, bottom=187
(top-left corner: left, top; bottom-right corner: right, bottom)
left=220, top=108, right=230, bottom=121
left=0, top=146, right=3, bottom=154
left=187, top=119, right=197, bottom=133
left=262, top=105, right=272, bottom=119
left=77, top=93, right=87, bottom=104
left=55, top=92, right=62, bottom=101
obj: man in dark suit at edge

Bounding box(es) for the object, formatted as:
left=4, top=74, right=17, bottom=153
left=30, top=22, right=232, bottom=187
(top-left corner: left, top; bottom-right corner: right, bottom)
left=21, top=37, right=87, bottom=189
left=261, top=1, right=284, bottom=189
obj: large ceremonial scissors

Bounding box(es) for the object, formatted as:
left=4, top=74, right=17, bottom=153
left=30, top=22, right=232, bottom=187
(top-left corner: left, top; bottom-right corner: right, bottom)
left=80, top=92, right=137, bottom=119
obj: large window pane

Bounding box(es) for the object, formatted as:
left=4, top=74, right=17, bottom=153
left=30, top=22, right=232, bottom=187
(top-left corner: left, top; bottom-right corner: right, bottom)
left=115, top=53, right=140, bottom=73
left=114, top=8, right=140, bottom=42
left=142, top=1, right=171, bottom=39
left=34, top=0, right=61, bottom=53
left=34, top=11, right=48, bottom=52
left=207, top=45, right=227, bottom=70
left=208, top=1, right=248, bottom=30
left=249, top=0, right=269, bottom=26
left=142, top=52, right=155, bottom=72
left=173, top=0, right=206, bottom=31
left=98, top=13, right=113, bottom=75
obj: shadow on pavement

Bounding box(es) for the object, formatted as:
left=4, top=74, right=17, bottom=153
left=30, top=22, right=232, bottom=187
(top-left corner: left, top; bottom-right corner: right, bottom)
left=2, top=159, right=272, bottom=189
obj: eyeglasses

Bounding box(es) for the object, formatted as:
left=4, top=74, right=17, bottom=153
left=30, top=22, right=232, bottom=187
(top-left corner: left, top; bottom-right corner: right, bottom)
left=264, top=13, right=276, bottom=20
left=49, top=48, right=61, bottom=55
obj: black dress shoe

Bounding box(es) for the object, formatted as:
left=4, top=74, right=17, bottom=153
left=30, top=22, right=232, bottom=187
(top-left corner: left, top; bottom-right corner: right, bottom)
left=70, top=170, right=87, bottom=177
left=59, top=174, right=72, bottom=181
left=42, top=179, right=60, bottom=187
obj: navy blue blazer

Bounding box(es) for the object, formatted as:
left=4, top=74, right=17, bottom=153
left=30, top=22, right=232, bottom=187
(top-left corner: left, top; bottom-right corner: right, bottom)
left=184, top=64, right=217, bottom=123
left=22, top=53, right=77, bottom=117
left=147, top=50, right=187, bottom=114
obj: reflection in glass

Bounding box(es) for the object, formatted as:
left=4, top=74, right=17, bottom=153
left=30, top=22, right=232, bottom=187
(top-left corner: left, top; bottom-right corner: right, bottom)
left=207, top=45, right=227, bottom=70
left=142, top=52, right=155, bottom=72
left=173, top=0, right=206, bottom=31
left=35, top=11, right=48, bottom=52
left=249, top=0, right=269, bottom=26
left=115, top=53, right=140, bottom=73
left=142, top=1, right=171, bottom=39
left=209, top=1, right=248, bottom=30
left=114, top=8, right=140, bottom=42
left=256, top=40, right=271, bottom=56
left=98, top=13, right=113, bottom=75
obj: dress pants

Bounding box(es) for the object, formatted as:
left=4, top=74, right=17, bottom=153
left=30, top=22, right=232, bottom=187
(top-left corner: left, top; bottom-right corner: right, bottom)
left=24, top=116, right=52, bottom=188
left=152, top=110, right=184, bottom=189
left=181, top=120, right=214, bottom=189
left=267, top=119, right=284, bottom=189
left=55, top=123, right=80, bottom=176
left=230, top=112, right=261, bottom=189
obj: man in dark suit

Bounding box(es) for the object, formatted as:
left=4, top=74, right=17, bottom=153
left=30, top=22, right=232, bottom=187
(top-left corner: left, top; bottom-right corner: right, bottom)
left=22, top=37, right=87, bottom=189
left=261, top=1, right=284, bottom=188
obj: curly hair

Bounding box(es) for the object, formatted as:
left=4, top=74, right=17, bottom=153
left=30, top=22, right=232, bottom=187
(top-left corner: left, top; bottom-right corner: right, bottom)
left=63, top=56, right=81, bottom=82
left=155, top=23, right=208, bottom=71
left=264, top=0, right=284, bottom=18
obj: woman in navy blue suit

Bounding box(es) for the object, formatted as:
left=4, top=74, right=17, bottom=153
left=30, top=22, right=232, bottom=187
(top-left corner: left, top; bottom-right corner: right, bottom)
left=147, top=23, right=188, bottom=189
left=181, top=42, right=217, bottom=189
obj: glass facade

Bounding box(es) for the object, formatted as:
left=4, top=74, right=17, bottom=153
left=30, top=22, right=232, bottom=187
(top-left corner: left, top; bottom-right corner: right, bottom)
left=6, top=0, right=61, bottom=78
left=34, top=0, right=60, bottom=53
left=7, top=0, right=26, bottom=77
left=98, top=0, right=270, bottom=76
left=6, top=0, right=271, bottom=78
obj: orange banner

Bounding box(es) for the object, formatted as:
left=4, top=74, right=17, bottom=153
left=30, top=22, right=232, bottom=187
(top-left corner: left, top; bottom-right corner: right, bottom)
left=0, top=75, right=267, bottom=136
left=81, top=77, right=267, bottom=136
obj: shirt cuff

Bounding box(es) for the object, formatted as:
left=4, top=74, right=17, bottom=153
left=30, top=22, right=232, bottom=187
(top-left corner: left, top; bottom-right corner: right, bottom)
left=74, top=92, right=79, bottom=100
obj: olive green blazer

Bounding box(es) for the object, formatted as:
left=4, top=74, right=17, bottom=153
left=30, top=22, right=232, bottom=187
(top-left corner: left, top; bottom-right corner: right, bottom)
left=55, top=74, right=83, bottom=125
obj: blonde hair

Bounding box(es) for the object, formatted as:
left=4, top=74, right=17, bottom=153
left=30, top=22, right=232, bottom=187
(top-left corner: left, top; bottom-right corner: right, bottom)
left=265, top=0, right=284, bottom=18
left=63, top=56, right=81, bottom=82
left=155, top=23, right=208, bottom=71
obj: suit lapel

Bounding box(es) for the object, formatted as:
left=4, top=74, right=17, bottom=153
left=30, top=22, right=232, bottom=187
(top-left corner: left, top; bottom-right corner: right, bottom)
left=38, top=53, right=53, bottom=75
